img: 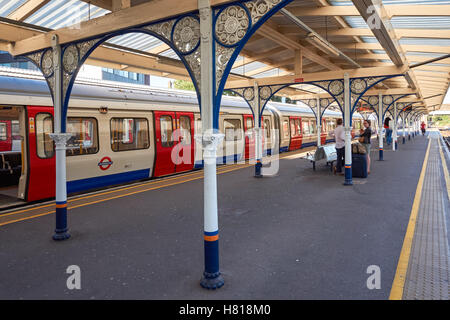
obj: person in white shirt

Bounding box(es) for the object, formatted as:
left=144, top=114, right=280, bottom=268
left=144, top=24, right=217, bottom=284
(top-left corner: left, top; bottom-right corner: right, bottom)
left=333, top=119, right=345, bottom=175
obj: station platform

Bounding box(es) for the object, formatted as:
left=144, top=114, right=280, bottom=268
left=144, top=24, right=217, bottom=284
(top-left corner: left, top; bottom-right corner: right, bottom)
left=0, top=132, right=448, bottom=300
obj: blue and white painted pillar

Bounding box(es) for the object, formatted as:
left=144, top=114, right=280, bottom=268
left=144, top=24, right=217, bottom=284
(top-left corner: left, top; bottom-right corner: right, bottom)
left=198, top=0, right=224, bottom=289
left=402, top=114, right=406, bottom=144
left=378, top=93, right=384, bottom=161
left=393, top=102, right=398, bottom=151
left=49, top=35, right=71, bottom=241
left=407, top=116, right=411, bottom=140
left=316, top=97, right=322, bottom=147
left=343, top=73, right=352, bottom=185
left=254, top=83, right=263, bottom=178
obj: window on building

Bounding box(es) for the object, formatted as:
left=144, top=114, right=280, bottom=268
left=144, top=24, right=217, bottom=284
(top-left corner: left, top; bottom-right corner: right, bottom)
left=224, top=119, right=242, bottom=141
left=36, top=113, right=54, bottom=159
left=160, top=116, right=174, bottom=147
left=110, top=118, right=149, bottom=152
left=66, top=117, right=99, bottom=156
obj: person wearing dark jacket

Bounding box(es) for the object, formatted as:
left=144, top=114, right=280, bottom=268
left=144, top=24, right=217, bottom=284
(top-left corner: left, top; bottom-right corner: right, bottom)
left=360, top=119, right=372, bottom=174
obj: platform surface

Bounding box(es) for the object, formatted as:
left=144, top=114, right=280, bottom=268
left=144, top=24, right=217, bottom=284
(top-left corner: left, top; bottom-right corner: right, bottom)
left=0, top=133, right=448, bottom=299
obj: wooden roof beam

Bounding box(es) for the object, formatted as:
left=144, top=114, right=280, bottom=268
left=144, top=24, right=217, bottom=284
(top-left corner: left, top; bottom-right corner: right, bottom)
left=7, top=0, right=51, bottom=21
left=225, top=65, right=407, bottom=89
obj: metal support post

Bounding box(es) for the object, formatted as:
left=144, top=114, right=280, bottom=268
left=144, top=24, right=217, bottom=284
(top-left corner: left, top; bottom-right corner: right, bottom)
left=198, top=0, right=224, bottom=290
left=316, top=97, right=321, bottom=147
left=402, top=114, right=406, bottom=144
left=254, top=82, right=262, bottom=178
left=378, top=93, right=384, bottom=160
left=343, top=73, right=352, bottom=185
left=393, top=102, right=397, bottom=151
left=49, top=35, right=71, bottom=241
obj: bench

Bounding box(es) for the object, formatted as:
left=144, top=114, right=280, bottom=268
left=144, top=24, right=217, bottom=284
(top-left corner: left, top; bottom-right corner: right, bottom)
left=305, top=144, right=337, bottom=172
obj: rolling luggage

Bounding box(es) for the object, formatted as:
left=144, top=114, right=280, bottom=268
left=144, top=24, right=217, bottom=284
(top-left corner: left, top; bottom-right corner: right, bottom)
left=352, top=154, right=368, bottom=178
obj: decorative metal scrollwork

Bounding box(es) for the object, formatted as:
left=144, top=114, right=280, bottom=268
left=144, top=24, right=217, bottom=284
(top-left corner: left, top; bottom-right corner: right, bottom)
left=328, top=80, right=344, bottom=96
left=41, top=49, right=54, bottom=78
left=243, top=87, right=255, bottom=101
left=215, top=5, right=250, bottom=47
left=245, top=0, right=282, bottom=24
left=368, top=95, right=378, bottom=106
left=382, top=95, right=393, bottom=105
left=259, top=86, right=272, bottom=100
left=172, top=16, right=200, bottom=54
left=350, top=78, right=366, bottom=95
left=62, top=44, right=79, bottom=75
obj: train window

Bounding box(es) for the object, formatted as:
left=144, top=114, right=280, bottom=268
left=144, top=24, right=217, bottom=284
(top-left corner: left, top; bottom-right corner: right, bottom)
left=290, top=119, right=296, bottom=137
left=36, top=113, right=54, bottom=159
left=160, top=116, right=174, bottom=147
left=310, top=120, right=317, bottom=134
left=295, top=119, right=302, bottom=136
left=246, top=118, right=253, bottom=130
left=283, top=120, right=289, bottom=139
left=66, top=117, right=99, bottom=156
left=179, top=116, right=191, bottom=145
left=224, top=119, right=242, bottom=141
left=11, top=121, right=20, bottom=140
left=302, top=120, right=310, bottom=135
left=264, top=119, right=271, bottom=138
left=0, top=122, right=6, bottom=141
left=110, top=118, right=150, bottom=152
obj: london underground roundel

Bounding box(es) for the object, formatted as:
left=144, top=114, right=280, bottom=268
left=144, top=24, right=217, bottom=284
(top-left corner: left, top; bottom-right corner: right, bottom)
left=98, top=157, right=113, bottom=171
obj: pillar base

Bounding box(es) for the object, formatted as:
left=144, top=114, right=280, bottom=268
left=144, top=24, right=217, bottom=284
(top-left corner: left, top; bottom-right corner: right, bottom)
left=344, top=167, right=352, bottom=186
left=402, top=137, right=406, bottom=144
left=200, top=271, right=224, bottom=290
left=53, top=230, right=70, bottom=241
left=378, top=149, right=384, bottom=161
left=254, top=160, right=262, bottom=178
left=408, top=135, right=411, bottom=141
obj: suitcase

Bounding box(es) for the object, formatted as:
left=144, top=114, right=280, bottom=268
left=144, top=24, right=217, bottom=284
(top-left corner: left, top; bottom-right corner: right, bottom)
left=352, top=154, right=368, bottom=178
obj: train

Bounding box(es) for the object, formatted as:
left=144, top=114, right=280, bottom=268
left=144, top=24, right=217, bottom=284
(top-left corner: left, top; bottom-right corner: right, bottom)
left=0, top=74, right=365, bottom=204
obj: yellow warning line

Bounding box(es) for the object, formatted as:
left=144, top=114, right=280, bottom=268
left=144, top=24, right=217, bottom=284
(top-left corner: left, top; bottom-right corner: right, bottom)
left=389, top=138, right=431, bottom=300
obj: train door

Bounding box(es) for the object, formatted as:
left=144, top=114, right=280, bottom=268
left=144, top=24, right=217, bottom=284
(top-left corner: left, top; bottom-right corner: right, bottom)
left=262, top=116, right=272, bottom=154
left=321, top=118, right=327, bottom=145
left=243, top=114, right=254, bottom=160
left=153, top=111, right=194, bottom=177
left=289, top=116, right=302, bottom=150
left=26, top=106, right=55, bottom=201
left=175, top=112, right=194, bottom=173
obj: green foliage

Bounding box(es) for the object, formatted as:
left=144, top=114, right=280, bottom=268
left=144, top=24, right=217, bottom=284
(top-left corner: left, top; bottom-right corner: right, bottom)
left=173, top=80, right=195, bottom=91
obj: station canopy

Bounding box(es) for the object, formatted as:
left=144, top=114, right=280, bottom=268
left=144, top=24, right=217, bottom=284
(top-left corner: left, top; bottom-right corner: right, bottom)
left=1, top=0, right=449, bottom=112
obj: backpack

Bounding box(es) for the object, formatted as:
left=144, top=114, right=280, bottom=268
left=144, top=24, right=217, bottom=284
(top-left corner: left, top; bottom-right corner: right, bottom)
left=352, top=142, right=367, bottom=155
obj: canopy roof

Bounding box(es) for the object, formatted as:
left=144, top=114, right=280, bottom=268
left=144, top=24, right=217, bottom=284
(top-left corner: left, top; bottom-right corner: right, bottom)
left=0, top=0, right=449, bottom=112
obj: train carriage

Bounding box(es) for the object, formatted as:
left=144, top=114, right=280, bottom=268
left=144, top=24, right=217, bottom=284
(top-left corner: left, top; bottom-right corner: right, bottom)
left=0, top=74, right=364, bottom=205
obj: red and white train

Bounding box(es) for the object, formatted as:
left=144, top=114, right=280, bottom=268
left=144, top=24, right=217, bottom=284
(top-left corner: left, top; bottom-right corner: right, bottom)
left=0, top=74, right=364, bottom=204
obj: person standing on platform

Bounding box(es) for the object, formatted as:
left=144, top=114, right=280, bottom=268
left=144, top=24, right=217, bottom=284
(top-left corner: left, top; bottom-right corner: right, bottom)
left=421, top=121, right=426, bottom=136
left=384, top=117, right=392, bottom=145
left=360, top=120, right=372, bottom=174
left=333, top=119, right=345, bottom=175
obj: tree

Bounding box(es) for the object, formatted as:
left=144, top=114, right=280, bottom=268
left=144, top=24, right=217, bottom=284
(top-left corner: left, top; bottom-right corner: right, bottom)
left=173, top=80, right=195, bottom=91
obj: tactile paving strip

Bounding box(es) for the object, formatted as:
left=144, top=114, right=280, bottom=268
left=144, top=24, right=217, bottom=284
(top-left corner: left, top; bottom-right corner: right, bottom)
left=403, top=133, right=450, bottom=300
